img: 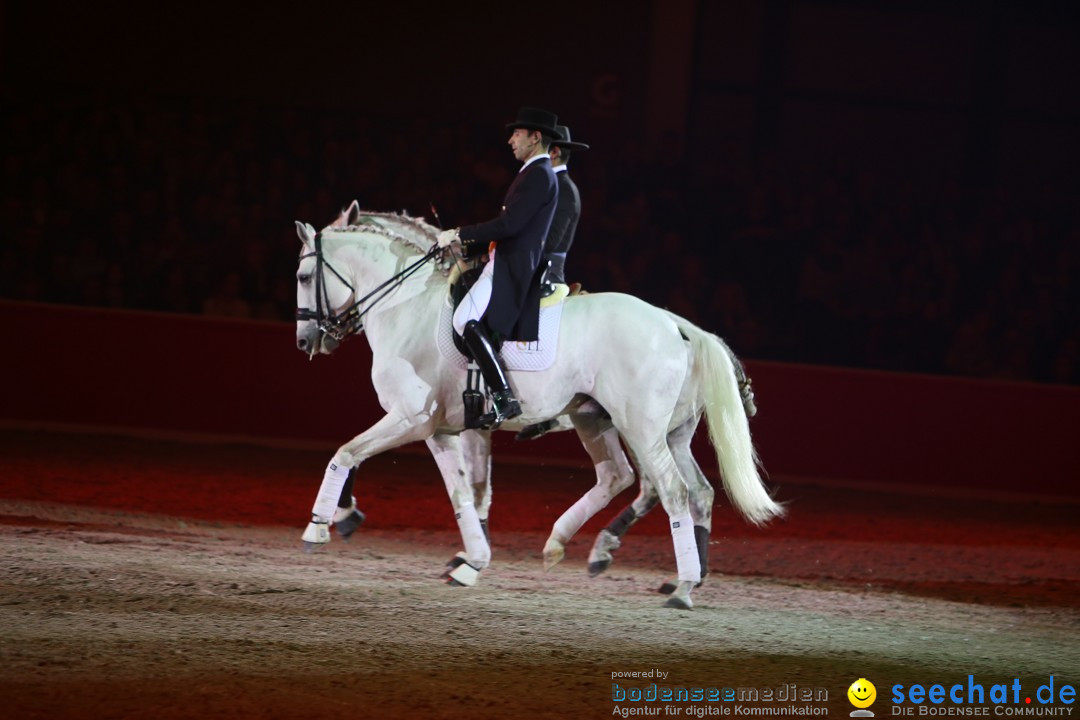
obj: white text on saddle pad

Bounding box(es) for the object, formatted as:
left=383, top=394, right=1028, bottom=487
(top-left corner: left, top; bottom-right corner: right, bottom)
left=436, top=298, right=564, bottom=372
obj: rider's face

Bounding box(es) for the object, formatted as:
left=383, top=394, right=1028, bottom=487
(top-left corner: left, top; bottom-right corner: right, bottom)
left=509, top=128, right=540, bottom=162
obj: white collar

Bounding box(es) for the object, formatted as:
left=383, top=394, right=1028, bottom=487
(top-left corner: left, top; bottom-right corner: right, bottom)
left=553, top=165, right=568, bottom=174
left=520, top=153, right=550, bottom=172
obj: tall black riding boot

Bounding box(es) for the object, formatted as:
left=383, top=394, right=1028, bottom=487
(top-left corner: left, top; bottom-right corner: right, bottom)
left=462, top=320, right=522, bottom=429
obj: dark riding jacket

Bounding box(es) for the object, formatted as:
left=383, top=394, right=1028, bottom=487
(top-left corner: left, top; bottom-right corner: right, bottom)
left=543, top=167, right=581, bottom=284
left=459, top=155, right=557, bottom=341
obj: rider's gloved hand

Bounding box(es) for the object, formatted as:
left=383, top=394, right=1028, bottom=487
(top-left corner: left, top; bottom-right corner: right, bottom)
left=437, top=229, right=460, bottom=248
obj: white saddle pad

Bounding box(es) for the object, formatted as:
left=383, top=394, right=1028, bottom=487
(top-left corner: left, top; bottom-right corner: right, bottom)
left=436, top=295, right=565, bottom=372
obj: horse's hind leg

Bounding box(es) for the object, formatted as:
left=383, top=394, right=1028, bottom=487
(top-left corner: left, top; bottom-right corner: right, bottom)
left=618, top=433, right=700, bottom=610
left=657, top=415, right=715, bottom=594
left=587, top=454, right=660, bottom=577
left=675, top=419, right=714, bottom=578
left=543, top=413, right=636, bottom=570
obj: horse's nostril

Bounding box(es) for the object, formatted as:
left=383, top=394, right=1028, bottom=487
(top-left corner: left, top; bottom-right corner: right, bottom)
left=297, top=338, right=308, bottom=350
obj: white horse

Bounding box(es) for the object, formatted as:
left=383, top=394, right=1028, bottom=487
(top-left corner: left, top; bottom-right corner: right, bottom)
left=319, top=205, right=762, bottom=586
left=295, top=209, right=783, bottom=608
left=311, top=204, right=710, bottom=573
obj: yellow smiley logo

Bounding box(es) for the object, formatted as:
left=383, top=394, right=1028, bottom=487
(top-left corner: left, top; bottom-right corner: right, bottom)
left=848, top=678, right=877, bottom=708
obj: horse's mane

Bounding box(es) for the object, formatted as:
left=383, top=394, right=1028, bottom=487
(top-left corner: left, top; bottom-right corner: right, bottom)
left=322, top=206, right=452, bottom=276
left=341, top=210, right=439, bottom=253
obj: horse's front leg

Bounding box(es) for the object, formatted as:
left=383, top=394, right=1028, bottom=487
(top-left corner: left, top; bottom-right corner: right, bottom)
left=330, top=469, right=366, bottom=541
left=426, top=432, right=491, bottom=586
left=460, top=429, right=493, bottom=535
left=301, top=411, right=433, bottom=551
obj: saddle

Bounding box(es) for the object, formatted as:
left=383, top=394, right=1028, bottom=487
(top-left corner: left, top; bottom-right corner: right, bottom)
left=439, top=262, right=567, bottom=374
left=442, top=262, right=579, bottom=431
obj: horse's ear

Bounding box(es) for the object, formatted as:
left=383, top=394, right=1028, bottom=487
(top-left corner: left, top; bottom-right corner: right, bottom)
left=295, top=220, right=315, bottom=247
left=329, top=200, right=360, bottom=230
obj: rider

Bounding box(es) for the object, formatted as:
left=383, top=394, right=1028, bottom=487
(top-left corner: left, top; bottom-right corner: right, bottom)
left=437, top=107, right=560, bottom=429
left=543, top=124, right=589, bottom=287
left=514, top=123, right=591, bottom=442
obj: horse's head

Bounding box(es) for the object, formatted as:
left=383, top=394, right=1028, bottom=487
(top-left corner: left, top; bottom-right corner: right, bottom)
left=294, top=221, right=356, bottom=357
left=294, top=204, right=446, bottom=358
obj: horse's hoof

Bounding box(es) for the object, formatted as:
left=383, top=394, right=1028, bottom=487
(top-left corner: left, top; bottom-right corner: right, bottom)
left=587, top=560, right=611, bottom=577
left=300, top=521, right=330, bottom=553
left=440, top=552, right=468, bottom=580
left=663, top=595, right=694, bottom=610
left=588, top=529, right=621, bottom=576
left=659, top=577, right=703, bottom=593
left=335, top=509, right=366, bottom=541
left=542, top=538, right=565, bottom=571
left=445, top=559, right=480, bottom=587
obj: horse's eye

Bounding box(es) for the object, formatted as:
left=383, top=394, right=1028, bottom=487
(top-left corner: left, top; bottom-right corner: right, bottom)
left=298, top=274, right=311, bottom=285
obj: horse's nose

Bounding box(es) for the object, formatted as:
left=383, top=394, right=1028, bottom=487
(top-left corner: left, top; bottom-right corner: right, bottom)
left=297, top=337, right=309, bottom=351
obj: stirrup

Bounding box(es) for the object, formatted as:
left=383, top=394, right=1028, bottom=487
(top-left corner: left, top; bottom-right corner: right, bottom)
left=469, top=408, right=519, bottom=431
left=469, top=391, right=521, bottom=431
left=492, top=390, right=521, bottom=422
left=465, top=409, right=495, bottom=430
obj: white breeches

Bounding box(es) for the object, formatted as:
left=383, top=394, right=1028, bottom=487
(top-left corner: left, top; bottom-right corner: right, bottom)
left=452, top=251, right=495, bottom=335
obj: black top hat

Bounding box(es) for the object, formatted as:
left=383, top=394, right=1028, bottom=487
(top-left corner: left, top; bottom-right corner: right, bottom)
left=551, top=124, right=590, bottom=151
left=506, top=107, right=560, bottom=138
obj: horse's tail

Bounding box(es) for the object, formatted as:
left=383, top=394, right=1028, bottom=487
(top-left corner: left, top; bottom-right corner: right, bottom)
left=672, top=316, right=785, bottom=526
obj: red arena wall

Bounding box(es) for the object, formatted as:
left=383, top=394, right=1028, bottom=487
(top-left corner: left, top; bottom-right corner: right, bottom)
left=2, top=300, right=1076, bottom=497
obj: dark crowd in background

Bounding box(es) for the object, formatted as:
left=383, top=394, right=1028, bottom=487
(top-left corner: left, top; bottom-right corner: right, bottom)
left=3, top=94, right=1077, bottom=386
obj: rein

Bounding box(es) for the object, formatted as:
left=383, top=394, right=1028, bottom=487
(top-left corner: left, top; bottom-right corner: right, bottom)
left=296, top=230, right=440, bottom=343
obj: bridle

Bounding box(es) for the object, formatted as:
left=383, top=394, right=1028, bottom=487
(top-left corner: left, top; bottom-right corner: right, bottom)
left=295, top=230, right=440, bottom=343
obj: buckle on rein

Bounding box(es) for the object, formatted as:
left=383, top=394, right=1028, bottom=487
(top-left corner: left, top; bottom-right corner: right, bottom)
left=295, top=306, right=361, bottom=343
left=321, top=307, right=362, bottom=342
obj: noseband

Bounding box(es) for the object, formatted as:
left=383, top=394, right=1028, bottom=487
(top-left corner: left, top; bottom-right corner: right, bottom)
left=296, top=230, right=440, bottom=343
